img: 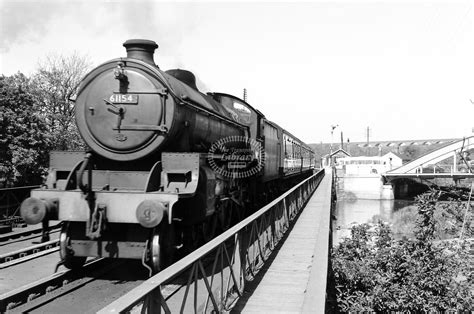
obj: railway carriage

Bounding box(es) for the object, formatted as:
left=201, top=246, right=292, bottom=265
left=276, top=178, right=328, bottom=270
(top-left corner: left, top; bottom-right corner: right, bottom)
left=20, top=39, right=315, bottom=273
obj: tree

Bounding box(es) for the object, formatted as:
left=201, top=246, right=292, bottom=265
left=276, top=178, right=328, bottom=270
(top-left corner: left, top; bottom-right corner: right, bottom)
left=31, top=52, right=91, bottom=150
left=0, top=73, right=51, bottom=187
left=401, top=145, right=419, bottom=160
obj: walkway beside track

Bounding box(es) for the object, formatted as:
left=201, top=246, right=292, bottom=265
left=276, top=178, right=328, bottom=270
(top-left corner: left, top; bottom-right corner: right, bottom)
left=233, top=171, right=333, bottom=313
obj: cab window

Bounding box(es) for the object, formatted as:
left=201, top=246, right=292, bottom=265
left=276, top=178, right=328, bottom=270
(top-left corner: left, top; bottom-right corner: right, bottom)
left=217, top=96, right=252, bottom=125
left=230, top=101, right=251, bottom=124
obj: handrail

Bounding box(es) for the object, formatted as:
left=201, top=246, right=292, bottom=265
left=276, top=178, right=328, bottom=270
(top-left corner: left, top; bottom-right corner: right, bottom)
left=0, top=185, right=40, bottom=219
left=0, top=186, right=40, bottom=192
left=99, top=169, right=326, bottom=313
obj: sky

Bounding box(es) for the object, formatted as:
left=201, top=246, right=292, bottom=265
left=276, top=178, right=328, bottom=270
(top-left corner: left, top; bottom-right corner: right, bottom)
left=0, top=0, right=473, bottom=144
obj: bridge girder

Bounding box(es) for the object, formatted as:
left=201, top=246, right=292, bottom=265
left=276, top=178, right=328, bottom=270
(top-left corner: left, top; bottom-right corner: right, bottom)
left=385, top=136, right=474, bottom=175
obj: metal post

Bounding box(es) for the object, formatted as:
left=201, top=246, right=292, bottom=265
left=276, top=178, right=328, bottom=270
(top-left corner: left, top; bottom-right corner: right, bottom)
left=453, top=151, right=457, bottom=172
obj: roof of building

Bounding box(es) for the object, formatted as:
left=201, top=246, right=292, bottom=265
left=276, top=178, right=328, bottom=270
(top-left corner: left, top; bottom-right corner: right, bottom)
left=322, top=148, right=351, bottom=158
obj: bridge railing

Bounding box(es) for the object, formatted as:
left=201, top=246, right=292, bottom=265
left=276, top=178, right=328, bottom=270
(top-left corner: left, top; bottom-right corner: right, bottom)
left=99, top=169, right=325, bottom=313
left=0, top=186, right=39, bottom=224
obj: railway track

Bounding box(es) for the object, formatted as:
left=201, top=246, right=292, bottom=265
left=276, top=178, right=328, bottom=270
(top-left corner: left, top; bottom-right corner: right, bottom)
left=0, top=247, right=228, bottom=313
left=0, top=257, right=193, bottom=313
left=0, top=258, right=110, bottom=312
left=0, top=239, right=59, bottom=269
left=0, top=223, right=61, bottom=244
left=0, top=224, right=62, bottom=269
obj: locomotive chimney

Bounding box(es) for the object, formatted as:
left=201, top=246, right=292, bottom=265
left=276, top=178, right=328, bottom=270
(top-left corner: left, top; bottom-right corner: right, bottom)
left=123, top=39, right=158, bottom=66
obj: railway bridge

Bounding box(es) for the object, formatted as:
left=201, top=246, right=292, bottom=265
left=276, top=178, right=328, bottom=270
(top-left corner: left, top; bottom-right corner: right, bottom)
left=98, top=168, right=335, bottom=313
left=0, top=170, right=335, bottom=312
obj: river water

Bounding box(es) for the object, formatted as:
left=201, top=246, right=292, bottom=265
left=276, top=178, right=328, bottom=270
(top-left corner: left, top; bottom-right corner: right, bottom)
left=332, top=197, right=416, bottom=245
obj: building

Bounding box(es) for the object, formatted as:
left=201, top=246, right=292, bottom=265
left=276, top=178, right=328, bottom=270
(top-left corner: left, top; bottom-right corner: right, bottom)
left=321, top=148, right=350, bottom=168
left=338, top=153, right=402, bottom=175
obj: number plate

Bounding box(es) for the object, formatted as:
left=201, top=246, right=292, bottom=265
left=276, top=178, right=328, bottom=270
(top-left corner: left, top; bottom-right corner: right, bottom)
left=109, top=94, right=139, bottom=104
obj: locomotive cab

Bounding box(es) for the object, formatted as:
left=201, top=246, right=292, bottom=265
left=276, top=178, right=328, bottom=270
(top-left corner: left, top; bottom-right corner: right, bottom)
left=210, top=92, right=263, bottom=141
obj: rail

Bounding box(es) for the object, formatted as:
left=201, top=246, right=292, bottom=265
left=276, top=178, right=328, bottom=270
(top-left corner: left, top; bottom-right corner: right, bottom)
left=0, top=240, right=59, bottom=269
left=99, top=169, right=325, bottom=313
left=0, top=223, right=61, bottom=243
left=0, top=258, right=108, bottom=312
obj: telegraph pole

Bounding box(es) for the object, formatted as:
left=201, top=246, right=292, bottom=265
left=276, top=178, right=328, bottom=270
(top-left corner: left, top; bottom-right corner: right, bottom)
left=243, top=88, right=247, bottom=102
left=330, top=125, right=338, bottom=154
left=330, top=124, right=338, bottom=165
left=366, top=126, right=371, bottom=155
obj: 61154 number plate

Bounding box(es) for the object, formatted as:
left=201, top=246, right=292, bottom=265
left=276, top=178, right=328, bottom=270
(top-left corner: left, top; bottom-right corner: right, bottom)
left=109, top=94, right=139, bottom=104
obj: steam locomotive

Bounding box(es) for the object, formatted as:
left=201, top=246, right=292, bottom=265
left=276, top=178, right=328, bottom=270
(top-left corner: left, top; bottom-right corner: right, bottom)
left=20, top=39, right=315, bottom=273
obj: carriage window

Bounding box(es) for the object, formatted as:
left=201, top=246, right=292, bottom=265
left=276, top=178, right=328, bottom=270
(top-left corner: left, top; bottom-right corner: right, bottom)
left=285, top=137, right=293, bottom=158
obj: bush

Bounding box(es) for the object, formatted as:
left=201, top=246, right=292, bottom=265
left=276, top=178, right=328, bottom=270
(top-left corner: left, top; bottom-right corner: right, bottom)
left=332, top=190, right=473, bottom=312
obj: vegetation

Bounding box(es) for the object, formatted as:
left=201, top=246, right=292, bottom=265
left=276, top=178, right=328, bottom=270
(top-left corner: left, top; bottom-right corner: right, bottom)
left=32, top=53, right=91, bottom=150
left=0, top=53, right=91, bottom=187
left=331, top=189, right=473, bottom=312
left=0, top=73, right=50, bottom=186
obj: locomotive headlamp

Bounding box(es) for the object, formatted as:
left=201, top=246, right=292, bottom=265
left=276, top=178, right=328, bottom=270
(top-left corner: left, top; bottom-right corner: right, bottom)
left=20, top=197, right=59, bottom=225
left=136, top=200, right=167, bottom=228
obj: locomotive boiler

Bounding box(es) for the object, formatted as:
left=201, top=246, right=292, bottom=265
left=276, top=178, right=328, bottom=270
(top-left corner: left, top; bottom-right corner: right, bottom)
left=20, top=39, right=315, bottom=273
